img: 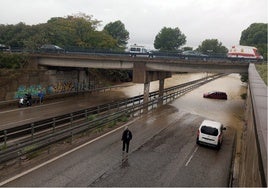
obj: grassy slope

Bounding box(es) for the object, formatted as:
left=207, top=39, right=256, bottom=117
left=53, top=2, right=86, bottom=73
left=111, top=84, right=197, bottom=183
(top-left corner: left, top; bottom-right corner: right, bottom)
left=255, top=63, right=267, bottom=85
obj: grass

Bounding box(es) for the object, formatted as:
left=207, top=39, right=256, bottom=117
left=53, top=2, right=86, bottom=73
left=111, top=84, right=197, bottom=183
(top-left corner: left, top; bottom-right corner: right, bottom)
left=256, top=63, right=267, bottom=85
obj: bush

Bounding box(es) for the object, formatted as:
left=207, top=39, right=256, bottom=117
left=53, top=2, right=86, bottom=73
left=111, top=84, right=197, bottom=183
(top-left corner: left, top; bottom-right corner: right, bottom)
left=0, top=53, right=29, bottom=69
left=240, top=93, right=247, bottom=100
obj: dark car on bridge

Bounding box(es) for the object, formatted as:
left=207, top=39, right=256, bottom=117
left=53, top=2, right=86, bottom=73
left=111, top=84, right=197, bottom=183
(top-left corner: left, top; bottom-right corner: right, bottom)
left=40, top=44, right=65, bottom=53
left=181, top=50, right=208, bottom=60
left=203, top=91, right=227, bottom=100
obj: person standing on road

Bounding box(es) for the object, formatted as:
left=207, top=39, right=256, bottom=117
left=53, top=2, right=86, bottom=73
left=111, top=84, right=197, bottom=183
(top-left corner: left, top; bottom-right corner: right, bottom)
left=38, top=90, right=44, bottom=104
left=121, top=126, right=132, bottom=154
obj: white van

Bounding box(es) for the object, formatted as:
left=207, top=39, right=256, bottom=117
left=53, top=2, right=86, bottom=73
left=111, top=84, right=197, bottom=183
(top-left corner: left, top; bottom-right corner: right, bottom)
left=129, top=44, right=153, bottom=58
left=196, top=120, right=226, bottom=149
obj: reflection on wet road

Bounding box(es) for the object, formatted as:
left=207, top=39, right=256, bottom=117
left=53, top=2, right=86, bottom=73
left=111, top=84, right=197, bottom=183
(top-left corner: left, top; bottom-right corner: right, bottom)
left=91, top=73, right=246, bottom=187
left=1, top=73, right=246, bottom=187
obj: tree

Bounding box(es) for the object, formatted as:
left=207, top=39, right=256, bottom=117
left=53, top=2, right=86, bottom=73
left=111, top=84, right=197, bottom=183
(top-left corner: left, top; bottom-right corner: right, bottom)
left=103, top=20, right=129, bottom=50
left=0, top=13, right=119, bottom=50
left=240, top=23, right=267, bottom=60
left=154, top=27, right=186, bottom=51
left=196, top=39, right=228, bottom=55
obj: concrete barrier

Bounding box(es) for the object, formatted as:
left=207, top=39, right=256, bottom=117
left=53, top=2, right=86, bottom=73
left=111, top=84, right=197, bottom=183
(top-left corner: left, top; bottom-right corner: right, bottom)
left=238, top=63, right=267, bottom=186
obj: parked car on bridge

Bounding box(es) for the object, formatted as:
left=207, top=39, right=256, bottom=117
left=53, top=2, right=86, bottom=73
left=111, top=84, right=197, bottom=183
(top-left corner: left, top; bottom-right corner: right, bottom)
left=196, top=119, right=226, bottom=149
left=40, top=44, right=65, bottom=53
left=181, top=50, right=208, bottom=60
left=203, top=91, right=227, bottom=100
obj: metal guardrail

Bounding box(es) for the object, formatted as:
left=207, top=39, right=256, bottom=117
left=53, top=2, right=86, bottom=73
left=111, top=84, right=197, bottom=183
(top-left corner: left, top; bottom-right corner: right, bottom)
left=4, top=47, right=264, bottom=62
left=0, top=74, right=224, bottom=163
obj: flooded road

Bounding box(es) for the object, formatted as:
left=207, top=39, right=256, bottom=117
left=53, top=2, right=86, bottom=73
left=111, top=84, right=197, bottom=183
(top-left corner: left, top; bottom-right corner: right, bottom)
left=117, top=73, right=246, bottom=131
left=89, top=73, right=247, bottom=187
left=171, top=74, right=246, bottom=130
left=1, top=73, right=247, bottom=187
left=115, top=73, right=211, bottom=97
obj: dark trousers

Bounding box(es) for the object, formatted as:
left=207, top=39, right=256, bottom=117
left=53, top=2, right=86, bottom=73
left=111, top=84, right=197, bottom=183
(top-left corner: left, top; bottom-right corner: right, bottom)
left=122, top=141, right=130, bottom=153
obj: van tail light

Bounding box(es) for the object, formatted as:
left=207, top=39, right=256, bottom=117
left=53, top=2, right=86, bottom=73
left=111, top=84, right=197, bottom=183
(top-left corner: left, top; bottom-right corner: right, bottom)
left=197, top=130, right=200, bottom=137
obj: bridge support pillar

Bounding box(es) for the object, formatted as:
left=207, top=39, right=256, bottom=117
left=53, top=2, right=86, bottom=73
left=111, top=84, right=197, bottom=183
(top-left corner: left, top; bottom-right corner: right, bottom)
left=133, top=62, right=171, bottom=112
left=143, top=82, right=150, bottom=113
left=158, top=79, right=164, bottom=106
left=77, top=69, right=89, bottom=91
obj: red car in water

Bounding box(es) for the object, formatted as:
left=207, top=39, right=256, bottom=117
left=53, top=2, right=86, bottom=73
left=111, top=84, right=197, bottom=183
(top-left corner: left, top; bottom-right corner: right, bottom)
left=203, top=91, right=227, bottom=100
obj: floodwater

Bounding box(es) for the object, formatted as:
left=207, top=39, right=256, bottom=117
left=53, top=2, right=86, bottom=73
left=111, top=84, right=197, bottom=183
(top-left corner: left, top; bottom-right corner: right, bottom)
left=116, top=72, right=247, bottom=130
left=115, top=73, right=212, bottom=97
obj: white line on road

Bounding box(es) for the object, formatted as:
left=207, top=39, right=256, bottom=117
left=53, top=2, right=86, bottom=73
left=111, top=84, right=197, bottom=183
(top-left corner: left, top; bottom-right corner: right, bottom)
left=185, top=146, right=198, bottom=167
left=0, top=119, right=136, bottom=186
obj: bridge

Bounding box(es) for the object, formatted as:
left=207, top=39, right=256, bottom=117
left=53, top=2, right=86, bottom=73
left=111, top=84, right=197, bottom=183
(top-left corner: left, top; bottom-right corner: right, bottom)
left=32, top=53, right=249, bottom=75
left=30, top=53, right=250, bottom=111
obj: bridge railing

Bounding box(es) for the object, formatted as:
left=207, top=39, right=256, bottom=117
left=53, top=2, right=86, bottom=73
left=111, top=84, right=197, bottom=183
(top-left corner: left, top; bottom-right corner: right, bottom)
left=4, top=46, right=264, bottom=62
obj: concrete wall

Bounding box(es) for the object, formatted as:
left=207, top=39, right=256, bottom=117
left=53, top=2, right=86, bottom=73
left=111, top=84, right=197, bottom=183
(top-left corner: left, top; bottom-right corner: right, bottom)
left=0, top=67, right=91, bottom=101
left=238, top=64, right=267, bottom=186
left=0, top=70, right=49, bottom=101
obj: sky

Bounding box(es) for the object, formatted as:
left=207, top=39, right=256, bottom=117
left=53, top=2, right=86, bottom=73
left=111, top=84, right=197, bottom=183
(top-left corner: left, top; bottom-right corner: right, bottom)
left=0, top=0, right=267, bottom=50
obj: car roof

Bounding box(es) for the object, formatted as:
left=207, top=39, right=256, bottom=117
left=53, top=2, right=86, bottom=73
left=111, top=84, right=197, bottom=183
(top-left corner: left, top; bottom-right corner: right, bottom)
left=200, top=120, right=222, bottom=129
left=208, top=91, right=226, bottom=94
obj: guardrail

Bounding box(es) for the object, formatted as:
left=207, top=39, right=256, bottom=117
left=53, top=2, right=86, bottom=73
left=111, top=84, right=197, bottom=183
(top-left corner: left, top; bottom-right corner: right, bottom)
left=0, top=74, right=224, bottom=163
left=4, top=46, right=264, bottom=62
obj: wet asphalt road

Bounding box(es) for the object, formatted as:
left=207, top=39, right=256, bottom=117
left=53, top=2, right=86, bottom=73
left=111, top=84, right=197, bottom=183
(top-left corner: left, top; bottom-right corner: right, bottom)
left=90, top=110, right=234, bottom=187
left=1, top=106, right=234, bottom=187
left=0, top=74, right=244, bottom=186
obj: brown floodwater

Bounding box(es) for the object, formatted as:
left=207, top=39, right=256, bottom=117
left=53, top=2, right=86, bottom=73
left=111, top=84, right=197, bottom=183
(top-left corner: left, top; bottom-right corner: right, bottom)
left=115, top=73, right=247, bottom=130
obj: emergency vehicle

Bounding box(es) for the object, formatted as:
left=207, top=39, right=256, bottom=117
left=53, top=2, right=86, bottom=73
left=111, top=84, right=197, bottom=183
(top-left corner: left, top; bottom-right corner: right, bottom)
left=227, top=45, right=263, bottom=60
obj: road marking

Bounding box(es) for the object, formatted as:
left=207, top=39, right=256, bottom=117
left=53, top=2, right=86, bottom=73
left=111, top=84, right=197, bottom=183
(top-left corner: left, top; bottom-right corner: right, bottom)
left=185, top=146, right=198, bottom=167
left=0, top=119, right=136, bottom=186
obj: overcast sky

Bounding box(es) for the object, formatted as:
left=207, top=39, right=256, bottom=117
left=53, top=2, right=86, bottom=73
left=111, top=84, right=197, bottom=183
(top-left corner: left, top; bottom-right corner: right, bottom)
left=0, top=0, right=267, bottom=49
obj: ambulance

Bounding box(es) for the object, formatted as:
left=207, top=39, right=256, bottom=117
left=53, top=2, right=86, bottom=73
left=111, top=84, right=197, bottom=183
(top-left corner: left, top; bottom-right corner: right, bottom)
left=227, top=45, right=263, bottom=60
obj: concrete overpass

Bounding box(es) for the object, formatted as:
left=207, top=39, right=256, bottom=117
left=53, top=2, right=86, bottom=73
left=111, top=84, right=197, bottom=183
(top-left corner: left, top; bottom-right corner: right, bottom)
left=32, top=54, right=249, bottom=75
left=30, top=53, right=249, bottom=110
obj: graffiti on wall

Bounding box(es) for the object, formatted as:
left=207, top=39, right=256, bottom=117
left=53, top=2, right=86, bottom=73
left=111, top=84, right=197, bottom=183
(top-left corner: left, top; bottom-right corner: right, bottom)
left=47, top=81, right=76, bottom=94
left=14, top=80, right=91, bottom=99
left=15, top=85, right=45, bottom=99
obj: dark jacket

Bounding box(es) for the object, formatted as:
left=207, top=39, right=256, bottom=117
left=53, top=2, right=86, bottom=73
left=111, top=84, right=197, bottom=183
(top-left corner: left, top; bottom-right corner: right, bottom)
left=122, top=129, right=132, bottom=142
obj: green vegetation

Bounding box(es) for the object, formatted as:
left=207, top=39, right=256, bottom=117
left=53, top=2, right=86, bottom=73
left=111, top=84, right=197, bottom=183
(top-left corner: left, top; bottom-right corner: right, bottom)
left=154, top=27, right=186, bottom=51
left=256, top=64, right=267, bottom=85
left=0, top=53, right=29, bottom=69
left=240, top=93, right=247, bottom=100
left=196, top=39, right=228, bottom=54
left=87, top=114, right=97, bottom=121
left=103, top=20, right=129, bottom=49
left=21, top=144, right=42, bottom=159
left=0, top=144, right=7, bottom=151
left=240, top=23, right=267, bottom=60
left=0, top=13, right=125, bottom=51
